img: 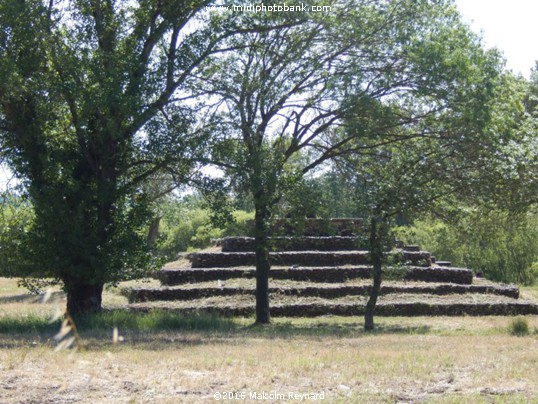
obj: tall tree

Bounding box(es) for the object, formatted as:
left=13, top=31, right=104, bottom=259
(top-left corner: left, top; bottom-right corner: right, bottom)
left=197, top=0, right=496, bottom=324
left=0, top=0, right=240, bottom=314
left=196, top=6, right=353, bottom=323
left=339, top=69, right=535, bottom=329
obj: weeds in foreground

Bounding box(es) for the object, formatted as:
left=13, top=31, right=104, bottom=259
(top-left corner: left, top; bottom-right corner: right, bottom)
left=53, top=312, right=83, bottom=352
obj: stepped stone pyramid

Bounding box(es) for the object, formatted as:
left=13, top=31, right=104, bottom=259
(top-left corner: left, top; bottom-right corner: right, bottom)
left=124, top=219, right=538, bottom=317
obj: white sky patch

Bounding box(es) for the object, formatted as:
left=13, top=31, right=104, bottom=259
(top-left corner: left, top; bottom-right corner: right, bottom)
left=0, top=165, right=15, bottom=192
left=455, top=0, right=538, bottom=77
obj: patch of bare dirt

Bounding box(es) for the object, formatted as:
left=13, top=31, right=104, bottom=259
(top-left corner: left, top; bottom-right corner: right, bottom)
left=1, top=334, right=537, bottom=403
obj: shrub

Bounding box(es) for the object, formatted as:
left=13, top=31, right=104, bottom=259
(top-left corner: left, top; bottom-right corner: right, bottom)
left=509, top=316, right=530, bottom=336
left=0, top=192, right=34, bottom=277
left=396, top=211, right=538, bottom=285
left=222, top=210, right=255, bottom=237
left=157, top=196, right=254, bottom=258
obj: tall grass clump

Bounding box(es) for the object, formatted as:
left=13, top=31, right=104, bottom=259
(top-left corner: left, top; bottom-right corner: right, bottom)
left=509, top=316, right=530, bottom=336
left=0, top=314, right=58, bottom=334
left=74, top=310, right=238, bottom=333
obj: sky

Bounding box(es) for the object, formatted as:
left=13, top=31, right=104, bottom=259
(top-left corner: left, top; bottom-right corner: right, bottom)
left=455, top=0, right=538, bottom=77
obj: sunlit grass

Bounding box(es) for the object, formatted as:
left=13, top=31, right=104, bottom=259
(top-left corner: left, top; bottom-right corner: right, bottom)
left=1, top=277, right=538, bottom=402
left=1, top=276, right=538, bottom=340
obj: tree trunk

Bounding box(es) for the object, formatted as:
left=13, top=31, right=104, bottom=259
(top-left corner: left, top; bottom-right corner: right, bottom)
left=254, top=203, right=271, bottom=324
left=147, top=216, right=161, bottom=247
left=66, top=281, right=104, bottom=316
left=364, top=215, right=384, bottom=331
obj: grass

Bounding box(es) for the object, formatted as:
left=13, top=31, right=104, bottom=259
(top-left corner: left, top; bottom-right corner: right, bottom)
left=509, top=316, right=531, bottom=336
left=1, top=277, right=538, bottom=403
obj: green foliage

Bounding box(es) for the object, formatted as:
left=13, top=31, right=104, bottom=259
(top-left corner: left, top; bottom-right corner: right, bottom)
left=0, top=314, right=58, bottom=335
left=223, top=210, right=256, bottom=237
left=274, top=171, right=370, bottom=219
left=313, top=172, right=369, bottom=218
left=382, top=263, right=410, bottom=282
left=163, top=208, right=222, bottom=255
left=158, top=196, right=254, bottom=257
left=335, top=0, right=516, bottom=228
left=276, top=176, right=329, bottom=219
left=0, top=0, right=219, bottom=311
left=73, top=310, right=238, bottom=333
left=0, top=310, right=238, bottom=335
left=508, top=317, right=530, bottom=336
left=396, top=211, right=538, bottom=285
left=0, top=192, right=34, bottom=277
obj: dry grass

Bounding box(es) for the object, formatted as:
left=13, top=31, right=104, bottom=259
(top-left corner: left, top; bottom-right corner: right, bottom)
left=1, top=277, right=538, bottom=403
left=123, top=277, right=508, bottom=290
left=1, top=327, right=538, bottom=403
left=163, top=256, right=192, bottom=269
left=521, top=286, right=538, bottom=301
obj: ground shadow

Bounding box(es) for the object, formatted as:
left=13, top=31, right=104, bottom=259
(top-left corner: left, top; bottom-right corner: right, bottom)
left=0, top=291, right=65, bottom=304
left=0, top=309, right=432, bottom=351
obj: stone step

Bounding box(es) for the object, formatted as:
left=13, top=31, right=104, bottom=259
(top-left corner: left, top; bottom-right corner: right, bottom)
left=188, top=250, right=432, bottom=268
left=216, top=236, right=365, bottom=252
left=126, top=293, right=538, bottom=317
left=123, top=281, right=519, bottom=303
left=157, top=265, right=473, bottom=286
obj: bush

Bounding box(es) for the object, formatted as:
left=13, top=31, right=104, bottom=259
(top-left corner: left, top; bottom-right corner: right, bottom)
left=157, top=196, right=254, bottom=258
left=0, top=192, right=34, bottom=277
left=222, top=210, right=255, bottom=237
left=509, top=316, right=530, bottom=336
left=396, top=210, right=538, bottom=285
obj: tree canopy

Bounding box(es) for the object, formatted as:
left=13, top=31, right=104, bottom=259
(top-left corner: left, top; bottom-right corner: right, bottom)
left=0, top=0, right=240, bottom=313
